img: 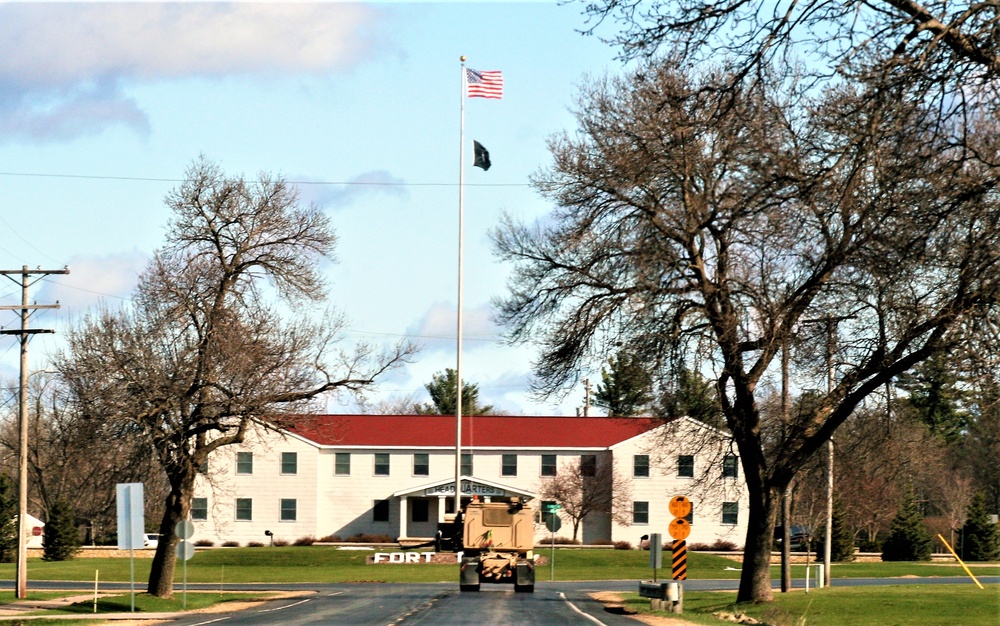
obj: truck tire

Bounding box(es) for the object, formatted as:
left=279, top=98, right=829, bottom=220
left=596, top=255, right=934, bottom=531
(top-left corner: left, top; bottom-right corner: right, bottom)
left=460, top=584, right=481, bottom=592
left=514, top=583, right=534, bottom=593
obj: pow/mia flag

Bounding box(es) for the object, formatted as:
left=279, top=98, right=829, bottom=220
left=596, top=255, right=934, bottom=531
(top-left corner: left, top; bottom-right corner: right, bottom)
left=473, top=140, right=491, bottom=171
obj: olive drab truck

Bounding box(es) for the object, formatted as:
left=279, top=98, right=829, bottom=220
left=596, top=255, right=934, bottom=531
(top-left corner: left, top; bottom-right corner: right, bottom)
left=459, top=496, right=536, bottom=592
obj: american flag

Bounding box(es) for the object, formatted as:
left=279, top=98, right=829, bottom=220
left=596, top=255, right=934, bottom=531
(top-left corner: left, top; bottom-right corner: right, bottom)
left=466, top=68, right=503, bottom=99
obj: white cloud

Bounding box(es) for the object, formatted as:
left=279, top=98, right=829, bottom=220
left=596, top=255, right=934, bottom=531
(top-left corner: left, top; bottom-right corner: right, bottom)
left=35, top=249, right=147, bottom=315
left=297, top=170, right=409, bottom=211
left=0, top=3, right=382, bottom=140
left=0, top=3, right=381, bottom=87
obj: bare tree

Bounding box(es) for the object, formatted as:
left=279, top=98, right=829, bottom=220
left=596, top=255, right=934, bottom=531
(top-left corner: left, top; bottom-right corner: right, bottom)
left=57, top=158, right=415, bottom=597
left=536, top=456, right=631, bottom=542
left=493, top=60, right=1000, bottom=602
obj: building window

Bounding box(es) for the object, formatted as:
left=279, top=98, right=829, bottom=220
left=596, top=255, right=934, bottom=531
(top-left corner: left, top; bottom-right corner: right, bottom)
left=280, top=499, right=297, bottom=522
left=191, top=497, right=208, bottom=521
left=236, top=452, right=253, bottom=475
left=541, top=454, right=557, bottom=477
left=281, top=452, right=298, bottom=475
left=335, top=452, right=351, bottom=476
left=723, top=454, right=739, bottom=478
left=235, top=498, right=252, bottom=521
left=677, top=455, right=694, bottom=478
left=373, top=499, right=390, bottom=522
left=633, top=501, right=649, bottom=525
left=374, top=453, right=390, bottom=476
left=198, top=458, right=209, bottom=474
left=461, top=453, right=473, bottom=476
left=686, top=504, right=695, bottom=524
left=414, top=453, right=429, bottom=476
left=502, top=454, right=517, bottom=476
left=722, top=502, right=738, bottom=525
left=412, top=499, right=429, bottom=523
left=633, top=454, right=650, bottom=478
left=581, top=455, right=597, bottom=477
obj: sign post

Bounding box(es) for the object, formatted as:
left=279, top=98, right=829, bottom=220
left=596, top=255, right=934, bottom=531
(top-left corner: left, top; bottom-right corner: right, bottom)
left=667, top=496, right=692, bottom=614
left=544, top=503, right=562, bottom=582
left=116, top=483, right=144, bottom=613
left=176, top=520, right=195, bottom=609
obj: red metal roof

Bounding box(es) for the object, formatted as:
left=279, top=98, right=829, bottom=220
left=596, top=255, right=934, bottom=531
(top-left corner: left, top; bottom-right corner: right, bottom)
left=287, top=415, right=664, bottom=448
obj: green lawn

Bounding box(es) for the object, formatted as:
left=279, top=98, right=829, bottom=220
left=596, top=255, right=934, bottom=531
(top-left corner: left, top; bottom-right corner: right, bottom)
left=619, top=584, right=1000, bottom=626
left=0, top=548, right=995, bottom=584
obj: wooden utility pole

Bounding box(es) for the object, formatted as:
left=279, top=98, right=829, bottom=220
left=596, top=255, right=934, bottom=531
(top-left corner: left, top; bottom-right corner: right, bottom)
left=0, top=265, right=69, bottom=599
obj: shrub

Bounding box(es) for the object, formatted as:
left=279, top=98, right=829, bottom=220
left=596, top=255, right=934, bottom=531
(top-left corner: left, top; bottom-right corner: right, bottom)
left=272, top=538, right=290, bottom=547
left=318, top=534, right=340, bottom=543
left=882, top=490, right=932, bottom=561
left=194, top=539, right=215, bottom=547
left=222, top=541, right=240, bottom=547
left=345, top=533, right=394, bottom=543
left=42, top=500, right=81, bottom=561
left=689, top=540, right=738, bottom=551
left=958, top=492, right=1000, bottom=561
left=293, top=536, right=316, bottom=546
left=550, top=537, right=581, bottom=545
left=247, top=541, right=264, bottom=547
left=614, top=541, right=633, bottom=550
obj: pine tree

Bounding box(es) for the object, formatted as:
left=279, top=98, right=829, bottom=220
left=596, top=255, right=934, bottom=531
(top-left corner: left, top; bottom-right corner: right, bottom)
left=0, top=475, right=16, bottom=563
left=881, top=490, right=932, bottom=561
left=414, top=369, right=493, bottom=416
left=43, top=500, right=81, bottom=561
left=830, top=497, right=856, bottom=562
left=593, top=352, right=654, bottom=416
left=957, top=492, right=1000, bottom=562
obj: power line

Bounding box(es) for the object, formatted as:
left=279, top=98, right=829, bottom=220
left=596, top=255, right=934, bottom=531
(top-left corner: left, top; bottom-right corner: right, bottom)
left=0, top=170, right=529, bottom=188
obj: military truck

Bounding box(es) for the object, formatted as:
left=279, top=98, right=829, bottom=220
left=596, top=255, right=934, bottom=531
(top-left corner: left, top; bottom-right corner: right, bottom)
left=458, top=496, right=536, bottom=592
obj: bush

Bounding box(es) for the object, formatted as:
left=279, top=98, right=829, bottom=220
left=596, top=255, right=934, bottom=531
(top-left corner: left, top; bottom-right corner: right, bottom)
left=689, top=540, right=739, bottom=552
left=318, top=534, right=340, bottom=543
left=272, top=538, right=290, bottom=547
left=222, top=541, right=240, bottom=547
left=550, top=537, right=581, bottom=545
left=42, top=500, right=81, bottom=561
left=345, top=533, right=394, bottom=543
left=293, top=536, right=316, bottom=546
left=247, top=541, right=264, bottom=547
left=614, top=541, right=633, bottom=550
left=958, top=492, right=1000, bottom=561
left=194, top=539, right=215, bottom=547
left=882, top=490, right=932, bottom=561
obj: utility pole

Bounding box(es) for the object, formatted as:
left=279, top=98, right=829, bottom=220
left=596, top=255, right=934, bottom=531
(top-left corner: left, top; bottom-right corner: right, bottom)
left=0, top=265, right=69, bottom=599
left=583, top=378, right=592, bottom=417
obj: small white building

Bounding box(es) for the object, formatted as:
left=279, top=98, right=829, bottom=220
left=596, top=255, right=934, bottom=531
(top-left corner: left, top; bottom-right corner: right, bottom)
left=191, top=415, right=748, bottom=547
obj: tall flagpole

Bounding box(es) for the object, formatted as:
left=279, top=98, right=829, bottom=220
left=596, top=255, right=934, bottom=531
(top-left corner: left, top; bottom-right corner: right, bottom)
left=455, top=56, right=467, bottom=516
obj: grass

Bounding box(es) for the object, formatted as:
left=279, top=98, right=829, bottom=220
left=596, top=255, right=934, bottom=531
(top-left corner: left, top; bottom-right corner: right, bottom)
left=55, top=591, right=277, bottom=614
left=0, top=549, right=995, bottom=584
left=616, top=584, right=1000, bottom=626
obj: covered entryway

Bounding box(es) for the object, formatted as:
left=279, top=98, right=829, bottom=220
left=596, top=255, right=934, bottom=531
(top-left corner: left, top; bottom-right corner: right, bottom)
left=392, top=476, right=535, bottom=540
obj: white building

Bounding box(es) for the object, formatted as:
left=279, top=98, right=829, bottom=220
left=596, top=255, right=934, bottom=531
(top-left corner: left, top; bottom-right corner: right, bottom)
left=191, top=415, right=748, bottom=547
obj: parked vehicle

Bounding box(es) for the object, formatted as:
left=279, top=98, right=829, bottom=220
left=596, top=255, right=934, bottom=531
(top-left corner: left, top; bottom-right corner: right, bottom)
left=143, top=533, right=160, bottom=549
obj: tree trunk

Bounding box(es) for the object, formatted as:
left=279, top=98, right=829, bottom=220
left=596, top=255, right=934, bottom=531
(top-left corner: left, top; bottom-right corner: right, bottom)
left=146, top=471, right=194, bottom=598
left=737, top=484, right=782, bottom=603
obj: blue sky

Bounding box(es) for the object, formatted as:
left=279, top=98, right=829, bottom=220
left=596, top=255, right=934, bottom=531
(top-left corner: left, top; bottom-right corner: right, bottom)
left=0, top=1, right=630, bottom=415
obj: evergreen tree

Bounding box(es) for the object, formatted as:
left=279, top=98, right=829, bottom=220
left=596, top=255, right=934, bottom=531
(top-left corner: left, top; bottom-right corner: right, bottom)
left=593, top=352, right=654, bottom=416
left=881, top=490, right=932, bottom=561
left=957, top=492, right=1000, bottom=562
left=42, top=500, right=81, bottom=561
left=830, top=497, right=856, bottom=562
left=414, top=369, right=493, bottom=415
left=0, top=475, right=16, bottom=563
left=896, top=353, right=968, bottom=443
left=656, top=368, right=724, bottom=428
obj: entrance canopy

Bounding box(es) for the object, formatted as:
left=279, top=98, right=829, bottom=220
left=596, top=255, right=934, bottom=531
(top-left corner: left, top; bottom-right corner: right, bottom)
left=392, top=476, right=536, bottom=501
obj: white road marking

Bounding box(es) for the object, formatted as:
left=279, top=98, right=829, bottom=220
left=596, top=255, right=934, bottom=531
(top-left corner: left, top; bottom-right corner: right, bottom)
left=559, top=591, right=607, bottom=625
left=257, top=598, right=312, bottom=613
left=189, top=618, right=231, bottom=626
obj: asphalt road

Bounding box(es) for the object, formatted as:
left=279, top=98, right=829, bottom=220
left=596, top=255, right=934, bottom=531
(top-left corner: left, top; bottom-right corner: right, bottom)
left=158, top=577, right=1000, bottom=626
left=6, top=577, right=997, bottom=625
